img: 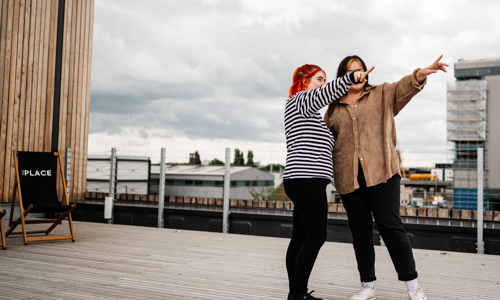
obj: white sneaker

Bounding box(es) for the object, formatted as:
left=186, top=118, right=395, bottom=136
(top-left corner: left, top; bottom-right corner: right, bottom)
left=408, top=285, right=427, bottom=300
left=350, top=282, right=376, bottom=300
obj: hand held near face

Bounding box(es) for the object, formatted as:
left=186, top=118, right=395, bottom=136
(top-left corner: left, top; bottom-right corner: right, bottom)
left=353, top=66, right=375, bottom=83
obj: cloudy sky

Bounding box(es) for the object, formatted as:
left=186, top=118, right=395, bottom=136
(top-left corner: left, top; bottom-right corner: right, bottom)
left=88, top=0, right=500, bottom=167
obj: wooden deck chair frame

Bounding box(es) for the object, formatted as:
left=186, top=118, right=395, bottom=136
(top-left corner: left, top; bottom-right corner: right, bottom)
left=6, top=150, right=76, bottom=245
left=0, top=209, right=6, bottom=249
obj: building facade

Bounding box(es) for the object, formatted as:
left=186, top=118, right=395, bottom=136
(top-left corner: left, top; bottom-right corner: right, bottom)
left=0, top=1, right=95, bottom=202
left=150, top=165, right=275, bottom=200
left=87, top=155, right=151, bottom=195
left=447, top=58, right=500, bottom=209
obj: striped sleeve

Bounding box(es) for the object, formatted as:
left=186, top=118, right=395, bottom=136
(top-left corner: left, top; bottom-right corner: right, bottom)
left=283, top=72, right=356, bottom=180
left=294, top=71, right=355, bottom=118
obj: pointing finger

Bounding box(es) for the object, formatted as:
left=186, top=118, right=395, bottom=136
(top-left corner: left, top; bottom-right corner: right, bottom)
left=365, top=66, right=375, bottom=75
left=434, top=55, right=443, bottom=65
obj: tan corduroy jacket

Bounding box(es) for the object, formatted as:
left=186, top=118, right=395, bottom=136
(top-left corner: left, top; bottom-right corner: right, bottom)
left=324, top=69, right=427, bottom=195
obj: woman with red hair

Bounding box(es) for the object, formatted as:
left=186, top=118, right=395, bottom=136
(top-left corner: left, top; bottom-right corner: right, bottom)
left=284, top=64, right=373, bottom=300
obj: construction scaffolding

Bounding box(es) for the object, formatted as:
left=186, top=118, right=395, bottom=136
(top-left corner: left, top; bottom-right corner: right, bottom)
left=447, top=80, right=487, bottom=142
left=446, top=79, right=491, bottom=209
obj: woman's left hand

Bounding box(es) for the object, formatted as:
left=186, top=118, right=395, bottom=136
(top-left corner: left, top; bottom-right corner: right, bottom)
left=416, top=55, right=449, bottom=82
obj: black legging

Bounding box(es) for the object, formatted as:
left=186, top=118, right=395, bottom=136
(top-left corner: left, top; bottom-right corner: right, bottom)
left=284, top=178, right=330, bottom=295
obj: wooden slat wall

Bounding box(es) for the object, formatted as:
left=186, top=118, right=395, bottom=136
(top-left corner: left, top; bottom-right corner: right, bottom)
left=0, top=0, right=94, bottom=203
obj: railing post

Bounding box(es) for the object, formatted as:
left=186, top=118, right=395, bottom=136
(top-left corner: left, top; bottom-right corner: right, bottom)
left=477, top=147, right=484, bottom=254
left=65, top=148, right=71, bottom=199
left=158, top=148, right=166, bottom=228
left=223, top=148, right=231, bottom=233
left=106, top=148, right=117, bottom=224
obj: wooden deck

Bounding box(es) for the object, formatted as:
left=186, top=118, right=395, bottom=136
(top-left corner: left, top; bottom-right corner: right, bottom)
left=1, top=220, right=499, bottom=299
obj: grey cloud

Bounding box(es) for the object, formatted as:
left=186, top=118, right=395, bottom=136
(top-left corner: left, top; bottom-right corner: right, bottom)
left=89, top=112, right=126, bottom=135
left=142, top=97, right=285, bottom=142
left=138, top=129, right=149, bottom=139
left=89, top=0, right=500, bottom=162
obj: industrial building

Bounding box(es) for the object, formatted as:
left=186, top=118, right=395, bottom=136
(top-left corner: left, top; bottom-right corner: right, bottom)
left=86, top=155, right=151, bottom=195
left=86, top=153, right=277, bottom=200
left=149, top=165, right=275, bottom=200
left=447, top=58, right=500, bottom=210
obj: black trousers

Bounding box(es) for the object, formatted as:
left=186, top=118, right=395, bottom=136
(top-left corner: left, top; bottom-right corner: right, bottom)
left=340, top=165, right=418, bottom=282
left=284, top=178, right=330, bottom=294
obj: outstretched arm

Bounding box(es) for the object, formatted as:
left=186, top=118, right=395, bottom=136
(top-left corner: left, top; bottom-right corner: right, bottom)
left=416, top=55, right=448, bottom=83
left=391, top=56, right=446, bottom=115
left=294, top=68, right=374, bottom=118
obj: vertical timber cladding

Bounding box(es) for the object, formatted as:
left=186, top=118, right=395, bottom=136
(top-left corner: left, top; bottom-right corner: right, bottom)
left=0, top=0, right=95, bottom=203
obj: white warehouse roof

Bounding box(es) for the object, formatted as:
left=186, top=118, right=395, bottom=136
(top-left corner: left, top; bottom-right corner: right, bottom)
left=150, top=165, right=274, bottom=180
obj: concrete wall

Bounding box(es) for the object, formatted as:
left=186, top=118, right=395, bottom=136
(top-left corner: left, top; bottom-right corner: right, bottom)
left=147, top=184, right=266, bottom=200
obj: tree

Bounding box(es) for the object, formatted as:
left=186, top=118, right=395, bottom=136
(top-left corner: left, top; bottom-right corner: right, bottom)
left=233, top=148, right=245, bottom=166
left=194, top=150, right=201, bottom=165
left=233, top=149, right=240, bottom=165
left=246, top=150, right=254, bottom=167
left=239, top=151, right=245, bottom=165
left=209, top=158, right=224, bottom=165
left=259, top=163, right=285, bottom=172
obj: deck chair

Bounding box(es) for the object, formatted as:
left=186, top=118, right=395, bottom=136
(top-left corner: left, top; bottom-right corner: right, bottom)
left=0, top=209, right=6, bottom=249
left=6, top=150, right=76, bottom=245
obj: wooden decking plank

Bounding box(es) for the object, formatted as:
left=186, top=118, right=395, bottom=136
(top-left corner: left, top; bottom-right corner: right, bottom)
left=1, top=220, right=499, bottom=299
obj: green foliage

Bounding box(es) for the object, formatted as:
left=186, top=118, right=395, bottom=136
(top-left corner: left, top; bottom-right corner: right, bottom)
left=210, top=149, right=255, bottom=167
left=194, top=150, right=201, bottom=165
left=249, top=186, right=278, bottom=201
left=233, top=148, right=245, bottom=166
left=259, top=163, right=285, bottom=172
left=209, top=158, right=224, bottom=165
left=246, top=150, right=254, bottom=167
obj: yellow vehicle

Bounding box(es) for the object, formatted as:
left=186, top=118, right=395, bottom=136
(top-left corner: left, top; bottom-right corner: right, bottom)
left=410, top=173, right=437, bottom=181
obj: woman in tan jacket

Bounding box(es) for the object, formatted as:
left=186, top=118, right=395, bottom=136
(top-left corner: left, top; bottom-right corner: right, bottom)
left=324, top=55, right=447, bottom=300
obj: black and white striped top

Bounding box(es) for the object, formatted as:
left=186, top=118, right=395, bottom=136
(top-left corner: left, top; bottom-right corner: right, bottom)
left=283, top=72, right=355, bottom=180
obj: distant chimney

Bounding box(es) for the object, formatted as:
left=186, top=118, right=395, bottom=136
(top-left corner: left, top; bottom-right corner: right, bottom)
left=189, top=153, right=196, bottom=165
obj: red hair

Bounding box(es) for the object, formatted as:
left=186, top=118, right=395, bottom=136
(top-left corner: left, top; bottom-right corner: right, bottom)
left=288, top=64, right=323, bottom=97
